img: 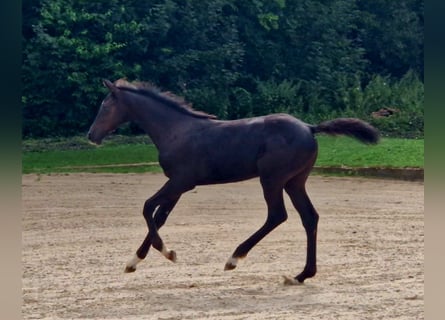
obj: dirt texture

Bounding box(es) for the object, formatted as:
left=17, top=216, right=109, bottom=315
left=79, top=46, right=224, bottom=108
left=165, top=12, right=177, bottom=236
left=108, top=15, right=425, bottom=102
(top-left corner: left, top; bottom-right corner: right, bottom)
left=22, top=173, right=424, bottom=320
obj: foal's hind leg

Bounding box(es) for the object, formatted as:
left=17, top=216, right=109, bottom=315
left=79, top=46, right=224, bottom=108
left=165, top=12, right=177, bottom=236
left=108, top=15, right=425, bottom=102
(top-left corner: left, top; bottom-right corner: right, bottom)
left=284, top=176, right=319, bottom=284
left=225, top=178, right=288, bottom=270
left=125, top=197, right=179, bottom=273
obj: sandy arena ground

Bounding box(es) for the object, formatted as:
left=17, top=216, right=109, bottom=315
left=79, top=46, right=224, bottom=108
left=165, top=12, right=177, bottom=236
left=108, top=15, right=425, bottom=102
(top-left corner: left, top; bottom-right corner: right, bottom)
left=22, top=173, right=424, bottom=319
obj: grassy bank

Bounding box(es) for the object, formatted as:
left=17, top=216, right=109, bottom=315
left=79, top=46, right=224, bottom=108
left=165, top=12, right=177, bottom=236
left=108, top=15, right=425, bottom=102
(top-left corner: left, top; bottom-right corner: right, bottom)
left=22, top=135, right=423, bottom=174
left=315, top=136, right=423, bottom=168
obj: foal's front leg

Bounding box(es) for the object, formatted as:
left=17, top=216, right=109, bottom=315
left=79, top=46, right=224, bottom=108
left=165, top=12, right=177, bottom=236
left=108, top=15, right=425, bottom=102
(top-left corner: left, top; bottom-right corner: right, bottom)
left=125, top=180, right=187, bottom=273
left=125, top=198, right=179, bottom=272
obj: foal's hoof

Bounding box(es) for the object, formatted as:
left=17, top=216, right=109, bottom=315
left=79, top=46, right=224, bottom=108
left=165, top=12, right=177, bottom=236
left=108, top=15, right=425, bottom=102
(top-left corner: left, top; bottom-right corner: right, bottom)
left=295, top=268, right=316, bottom=283
left=224, top=262, right=236, bottom=271
left=125, top=255, right=142, bottom=273
left=282, top=275, right=303, bottom=286
left=224, top=256, right=238, bottom=271
left=167, top=250, right=177, bottom=263
left=125, top=266, right=137, bottom=273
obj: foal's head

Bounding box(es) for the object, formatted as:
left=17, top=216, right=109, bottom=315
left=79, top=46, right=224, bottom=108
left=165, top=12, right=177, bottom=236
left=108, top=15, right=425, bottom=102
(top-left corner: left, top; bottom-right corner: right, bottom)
left=87, top=79, right=129, bottom=145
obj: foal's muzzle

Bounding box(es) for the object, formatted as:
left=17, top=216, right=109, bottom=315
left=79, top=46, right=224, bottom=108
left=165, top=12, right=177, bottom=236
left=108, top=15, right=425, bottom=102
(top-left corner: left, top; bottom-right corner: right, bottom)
left=87, top=131, right=101, bottom=145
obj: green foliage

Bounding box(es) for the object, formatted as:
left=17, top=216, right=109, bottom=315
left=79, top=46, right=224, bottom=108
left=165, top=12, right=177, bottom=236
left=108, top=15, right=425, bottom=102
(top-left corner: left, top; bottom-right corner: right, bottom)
left=22, top=0, right=147, bottom=137
left=344, top=70, right=424, bottom=138
left=253, top=79, right=302, bottom=115
left=228, top=87, right=253, bottom=119
left=22, top=0, right=423, bottom=138
left=356, top=0, right=424, bottom=78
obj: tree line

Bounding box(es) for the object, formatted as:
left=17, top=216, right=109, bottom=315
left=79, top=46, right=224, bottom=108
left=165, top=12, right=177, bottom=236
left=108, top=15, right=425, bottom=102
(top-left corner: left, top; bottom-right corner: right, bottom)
left=22, top=0, right=424, bottom=138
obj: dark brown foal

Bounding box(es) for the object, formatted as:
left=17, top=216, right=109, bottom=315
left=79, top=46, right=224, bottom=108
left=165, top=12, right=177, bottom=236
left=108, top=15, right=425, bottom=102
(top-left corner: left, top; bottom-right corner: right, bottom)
left=88, top=79, right=379, bottom=283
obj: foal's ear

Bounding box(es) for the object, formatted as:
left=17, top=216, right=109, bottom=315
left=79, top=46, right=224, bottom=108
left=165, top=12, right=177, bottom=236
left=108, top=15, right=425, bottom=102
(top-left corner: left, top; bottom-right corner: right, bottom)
left=102, top=79, right=119, bottom=95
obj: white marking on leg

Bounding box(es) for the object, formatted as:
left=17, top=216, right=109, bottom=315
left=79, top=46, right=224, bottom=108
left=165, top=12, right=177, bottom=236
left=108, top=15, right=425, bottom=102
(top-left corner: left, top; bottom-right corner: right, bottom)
left=126, top=254, right=142, bottom=270
left=161, top=244, right=176, bottom=262
left=228, top=256, right=238, bottom=267
left=161, top=245, right=169, bottom=257
left=225, top=256, right=238, bottom=270
left=282, top=275, right=303, bottom=286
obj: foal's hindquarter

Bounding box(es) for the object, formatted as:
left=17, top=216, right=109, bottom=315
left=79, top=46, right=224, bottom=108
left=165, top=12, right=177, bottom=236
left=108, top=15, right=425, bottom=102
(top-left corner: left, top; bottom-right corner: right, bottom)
left=126, top=114, right=320, bottom=283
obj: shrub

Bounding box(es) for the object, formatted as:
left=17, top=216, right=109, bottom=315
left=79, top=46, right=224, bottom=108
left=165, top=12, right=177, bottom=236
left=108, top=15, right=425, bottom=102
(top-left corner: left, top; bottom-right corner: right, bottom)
left=253, top=79, right=303, bottom=116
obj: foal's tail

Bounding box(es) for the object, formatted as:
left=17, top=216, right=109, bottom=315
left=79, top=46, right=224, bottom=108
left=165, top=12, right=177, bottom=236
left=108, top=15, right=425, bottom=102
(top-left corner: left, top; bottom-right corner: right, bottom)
left=310, top=118, right=380, bottom=144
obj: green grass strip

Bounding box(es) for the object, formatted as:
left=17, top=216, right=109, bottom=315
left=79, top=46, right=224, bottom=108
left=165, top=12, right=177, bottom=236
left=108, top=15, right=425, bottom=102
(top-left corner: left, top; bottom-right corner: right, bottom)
left=315, top=136, right=423, bottom=168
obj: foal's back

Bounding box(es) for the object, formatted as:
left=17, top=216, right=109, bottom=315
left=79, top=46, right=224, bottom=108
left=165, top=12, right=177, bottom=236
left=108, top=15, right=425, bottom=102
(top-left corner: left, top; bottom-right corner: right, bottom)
left=164, top=114, right=317, bottom=185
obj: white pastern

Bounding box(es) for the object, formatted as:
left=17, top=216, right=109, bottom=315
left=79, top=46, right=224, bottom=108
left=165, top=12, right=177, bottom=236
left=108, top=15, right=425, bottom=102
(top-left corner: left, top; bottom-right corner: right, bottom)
left=161, top=245, right=176, bottom=261
left=126, top=254, right=142, bottom=269
left=226, top=256, right=238, bottom=268
left=282, top=275, right=303, bottom=286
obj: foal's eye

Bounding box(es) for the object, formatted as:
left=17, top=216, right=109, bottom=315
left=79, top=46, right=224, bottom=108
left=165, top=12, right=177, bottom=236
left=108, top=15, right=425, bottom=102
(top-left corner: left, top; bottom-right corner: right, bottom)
left=101, top=105, right=113, bottom=115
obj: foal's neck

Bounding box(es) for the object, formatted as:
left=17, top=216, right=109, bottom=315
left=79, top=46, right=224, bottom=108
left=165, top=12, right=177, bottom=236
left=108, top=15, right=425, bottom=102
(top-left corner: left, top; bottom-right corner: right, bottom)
left=125, top=93, right=208, bottom=150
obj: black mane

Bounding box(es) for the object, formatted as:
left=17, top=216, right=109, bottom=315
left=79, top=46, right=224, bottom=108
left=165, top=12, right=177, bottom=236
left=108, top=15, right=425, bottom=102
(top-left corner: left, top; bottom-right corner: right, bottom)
left=115, top=79, right=217, bottom=119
